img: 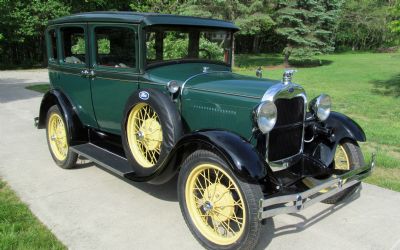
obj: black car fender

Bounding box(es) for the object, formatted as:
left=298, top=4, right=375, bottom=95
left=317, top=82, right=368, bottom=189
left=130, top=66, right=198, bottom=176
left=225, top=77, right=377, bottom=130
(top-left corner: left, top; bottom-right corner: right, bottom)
left=304, top=111, right=366, bottom=168
left=325, top=111, right=366, bottom=143
left=147, top=130, right=273, bottom=185
left=37, top=89, right=88, bottom=145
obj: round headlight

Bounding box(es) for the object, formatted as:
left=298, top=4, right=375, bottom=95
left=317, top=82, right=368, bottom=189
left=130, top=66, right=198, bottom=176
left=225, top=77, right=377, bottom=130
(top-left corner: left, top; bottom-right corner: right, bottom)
left=256, top=101, right=277, bottom=133
left=167, top=80, right=180, bottom=94
left=310, top=94, right=331, bottom=121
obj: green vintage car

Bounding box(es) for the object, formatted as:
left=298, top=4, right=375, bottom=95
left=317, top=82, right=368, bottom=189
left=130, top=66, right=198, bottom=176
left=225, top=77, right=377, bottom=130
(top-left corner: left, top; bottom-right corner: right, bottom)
left=35, top=12, right=375, bottom=250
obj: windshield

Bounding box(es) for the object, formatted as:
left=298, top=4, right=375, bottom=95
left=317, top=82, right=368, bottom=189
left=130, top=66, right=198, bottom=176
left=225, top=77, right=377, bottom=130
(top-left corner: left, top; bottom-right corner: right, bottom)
left=145, top=26, right=233, bottom=67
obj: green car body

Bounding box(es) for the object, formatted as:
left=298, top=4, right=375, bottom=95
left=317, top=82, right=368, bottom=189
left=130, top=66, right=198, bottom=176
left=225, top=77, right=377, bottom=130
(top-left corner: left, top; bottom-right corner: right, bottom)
left=45, top=12, right=274, bottom=140
left=36, top=12, right=375, bottom=250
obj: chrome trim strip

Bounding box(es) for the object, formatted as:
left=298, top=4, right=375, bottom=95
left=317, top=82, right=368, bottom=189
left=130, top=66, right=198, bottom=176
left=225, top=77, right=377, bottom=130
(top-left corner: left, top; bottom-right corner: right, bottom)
left=59, top=71, right=82, bottom=77
left=185, top=87, right=261, bottom=99
left=93, top=70, right=140, bottom=76
left=53, top=64, right=87, bottom=70
left=95, top=76, right=135, bottom=82
left=261, top=83, right=306, bottom=102
left=258, top=155, right=375, bottom=220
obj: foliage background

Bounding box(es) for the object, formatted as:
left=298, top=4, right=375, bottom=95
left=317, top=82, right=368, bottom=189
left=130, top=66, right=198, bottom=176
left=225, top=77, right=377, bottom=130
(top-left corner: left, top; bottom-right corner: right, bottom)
left=0, top=0, right=399, bottom=69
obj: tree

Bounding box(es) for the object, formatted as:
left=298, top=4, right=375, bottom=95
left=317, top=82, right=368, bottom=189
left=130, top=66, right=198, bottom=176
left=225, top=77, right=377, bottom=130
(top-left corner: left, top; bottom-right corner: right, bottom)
left=0, top=0, right=70, bottom=66
left=177, top=0, right=274, bottom=62
left=178, top=0, right=274, bottom=36
left=234, top=1, right=275, bottom=53
left=66, top=0, right=131, bottom=13
left=389, top=2, right=400, bottom=34
left=129, top=0, right=180, bottom=14
left=335, top=0, right=394, bottom=51
left=274, top=0, right=342, bottom=66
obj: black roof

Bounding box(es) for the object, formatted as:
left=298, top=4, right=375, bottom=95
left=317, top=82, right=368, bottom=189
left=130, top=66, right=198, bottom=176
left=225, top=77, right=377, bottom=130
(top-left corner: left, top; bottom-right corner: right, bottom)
left=48, top=11, right=239, bottom=30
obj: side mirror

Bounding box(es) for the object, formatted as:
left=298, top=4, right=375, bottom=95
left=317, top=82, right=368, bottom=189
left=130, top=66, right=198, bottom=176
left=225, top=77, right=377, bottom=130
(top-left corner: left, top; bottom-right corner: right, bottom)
left=256, top=66, right=262, bottom=78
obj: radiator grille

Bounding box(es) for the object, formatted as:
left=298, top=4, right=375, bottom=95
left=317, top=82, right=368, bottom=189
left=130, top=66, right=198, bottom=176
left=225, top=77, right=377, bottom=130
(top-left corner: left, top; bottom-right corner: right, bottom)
left=268, top=97, right=304, bottom=161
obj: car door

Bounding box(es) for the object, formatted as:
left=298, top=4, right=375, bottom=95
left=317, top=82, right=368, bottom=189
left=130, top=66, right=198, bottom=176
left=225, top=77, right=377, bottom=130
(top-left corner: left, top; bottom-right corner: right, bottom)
left=89, top=23, right=139, bottom=135
left=54, top=24, right=98, bottom=128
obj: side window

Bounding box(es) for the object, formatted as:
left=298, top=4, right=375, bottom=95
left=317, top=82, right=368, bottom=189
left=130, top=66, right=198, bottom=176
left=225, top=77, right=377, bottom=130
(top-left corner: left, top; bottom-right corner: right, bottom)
left=95, top=27, right=136, bottom=68
left=48, top=29, right=58, bottom=61
left=60, top=27, right=86, bottom=64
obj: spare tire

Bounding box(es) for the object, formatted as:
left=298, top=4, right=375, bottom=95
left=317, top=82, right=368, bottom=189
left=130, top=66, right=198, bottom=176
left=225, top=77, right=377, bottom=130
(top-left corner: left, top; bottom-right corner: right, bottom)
left=121, top=89, right=183, bottom=176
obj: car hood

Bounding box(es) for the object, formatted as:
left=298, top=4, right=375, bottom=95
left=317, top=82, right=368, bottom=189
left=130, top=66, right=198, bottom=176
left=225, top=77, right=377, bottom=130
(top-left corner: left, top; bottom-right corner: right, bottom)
left=146, top=63, right=280, bottom=99
left=183, top=71, right=279, bottom=99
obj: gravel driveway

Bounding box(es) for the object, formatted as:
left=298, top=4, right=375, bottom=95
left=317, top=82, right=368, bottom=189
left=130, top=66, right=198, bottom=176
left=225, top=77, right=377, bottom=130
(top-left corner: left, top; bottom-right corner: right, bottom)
left=0, top=69, right=400, bottom=250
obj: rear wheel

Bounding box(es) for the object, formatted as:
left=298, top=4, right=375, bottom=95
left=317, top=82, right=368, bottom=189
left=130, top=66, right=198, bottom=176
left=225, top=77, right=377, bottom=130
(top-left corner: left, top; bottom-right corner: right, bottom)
left=178, top=150, right=263, bottom=250
left=45, top=105, right=77, bottom=169
left=303, top=140, right=365, bottom=204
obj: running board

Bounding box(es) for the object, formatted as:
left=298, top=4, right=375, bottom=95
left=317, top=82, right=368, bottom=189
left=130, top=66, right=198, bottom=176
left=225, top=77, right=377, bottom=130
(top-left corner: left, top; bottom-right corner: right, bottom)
left=70, top=143, right=134, bottom=177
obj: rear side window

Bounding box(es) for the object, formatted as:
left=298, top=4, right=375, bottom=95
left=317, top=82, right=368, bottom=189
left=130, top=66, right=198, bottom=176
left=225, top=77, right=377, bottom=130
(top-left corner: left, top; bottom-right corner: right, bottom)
left=94, top=27, right=136, bottom=68
left=60, top=27, right=86, bottom=64
left=48, top=29, right=58, bottom=61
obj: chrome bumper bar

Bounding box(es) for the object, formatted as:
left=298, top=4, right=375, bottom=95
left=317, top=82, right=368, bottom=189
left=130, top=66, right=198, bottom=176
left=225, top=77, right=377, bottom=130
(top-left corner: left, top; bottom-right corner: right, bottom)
left=259, top=153, right=376, bottom=220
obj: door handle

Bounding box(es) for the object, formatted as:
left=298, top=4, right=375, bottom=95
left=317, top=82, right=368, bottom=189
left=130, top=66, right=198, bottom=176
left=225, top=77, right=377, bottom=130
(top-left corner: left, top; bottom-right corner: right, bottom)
left=88, top=70, right=96, bottom=78
left=80, top=69, right=89, bottom=77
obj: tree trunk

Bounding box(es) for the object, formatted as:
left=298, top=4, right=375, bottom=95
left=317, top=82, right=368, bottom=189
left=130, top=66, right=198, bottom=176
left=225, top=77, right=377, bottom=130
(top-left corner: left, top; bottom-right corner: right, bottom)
left=284, top=52, right=290, bottom=67
left=252, top=36, right=260, bottom=53
left=283, top=45, right=291, bottom=67
left=40, top=33, right=47, bottom=67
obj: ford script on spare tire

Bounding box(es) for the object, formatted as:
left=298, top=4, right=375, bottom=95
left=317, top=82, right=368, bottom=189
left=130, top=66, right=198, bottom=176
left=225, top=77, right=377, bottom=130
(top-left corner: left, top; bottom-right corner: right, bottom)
left=35, top=12, right=376, bottom=250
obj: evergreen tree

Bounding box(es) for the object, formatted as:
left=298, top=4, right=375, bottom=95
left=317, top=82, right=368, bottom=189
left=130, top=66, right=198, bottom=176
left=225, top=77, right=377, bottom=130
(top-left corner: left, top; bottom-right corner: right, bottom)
left=389, top=1, right=400, bottom=35
left=130, top=0, right=180, bottom=14
left=274, top=0, right=342, bottom=65
left=178, top=0, right=274, bottom=63
left=178, top=0, right=274, bottom=35
left=336, top=0, right=394, bottom=51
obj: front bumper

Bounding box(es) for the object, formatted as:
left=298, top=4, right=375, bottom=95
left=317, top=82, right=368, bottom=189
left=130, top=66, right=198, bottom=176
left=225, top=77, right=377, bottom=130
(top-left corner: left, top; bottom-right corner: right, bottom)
left=259, top=153, right=376, bottom=220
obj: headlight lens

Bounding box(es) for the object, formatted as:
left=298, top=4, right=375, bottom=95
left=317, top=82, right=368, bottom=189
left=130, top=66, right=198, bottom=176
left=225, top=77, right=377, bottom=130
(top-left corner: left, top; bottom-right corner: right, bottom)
left=310, top=94, right=331, bottom=121
left=256, top=101, right=277, bottom=133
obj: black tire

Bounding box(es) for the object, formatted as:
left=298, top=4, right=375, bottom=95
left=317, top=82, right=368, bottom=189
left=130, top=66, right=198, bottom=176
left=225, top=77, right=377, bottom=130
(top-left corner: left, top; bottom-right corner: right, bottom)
left=45, top=105, right=78, bottom=169
left=121, top=89, right=183, bottom=176
left=322, top=140, right=365, bottom=204
left=178, top=150, right=263, bottom=250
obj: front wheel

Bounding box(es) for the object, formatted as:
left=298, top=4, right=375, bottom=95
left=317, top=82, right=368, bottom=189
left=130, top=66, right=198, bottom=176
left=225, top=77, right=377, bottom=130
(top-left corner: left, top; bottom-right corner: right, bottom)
left=303, top=139, right=365, bottom=204
left=178, top=150, right=263, bottom=250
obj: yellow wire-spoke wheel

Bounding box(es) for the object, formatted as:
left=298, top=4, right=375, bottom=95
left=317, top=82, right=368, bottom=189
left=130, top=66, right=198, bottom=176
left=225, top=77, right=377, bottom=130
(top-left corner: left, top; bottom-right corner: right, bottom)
left=47, top=113, right=68, bottom=161
left=185, top=163, right=246, bottom=245
left=334, top=145, right=350, bottom=170
left=126, top=103, right=163, bottom=168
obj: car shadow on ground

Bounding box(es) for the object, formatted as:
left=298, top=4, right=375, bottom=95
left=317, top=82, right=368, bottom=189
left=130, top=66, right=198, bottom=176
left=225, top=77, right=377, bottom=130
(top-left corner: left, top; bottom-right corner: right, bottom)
left=74, top=159, right=361, bottom=249
left=254, top=187, right=361, bottom=249
left=74, top=159, right=179, bottom=201
left=0, top=81, right=45, bottom=103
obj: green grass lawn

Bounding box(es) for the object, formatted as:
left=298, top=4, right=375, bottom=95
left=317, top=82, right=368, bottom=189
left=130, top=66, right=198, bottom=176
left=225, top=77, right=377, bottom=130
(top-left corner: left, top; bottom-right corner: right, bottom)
left=235, top=52, right=400, bottom=191
left=0, top=178, right=65, bottom=249
left=26, top=52, right=400, bottom=191
left=25, top=84, right=50, bottom=94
